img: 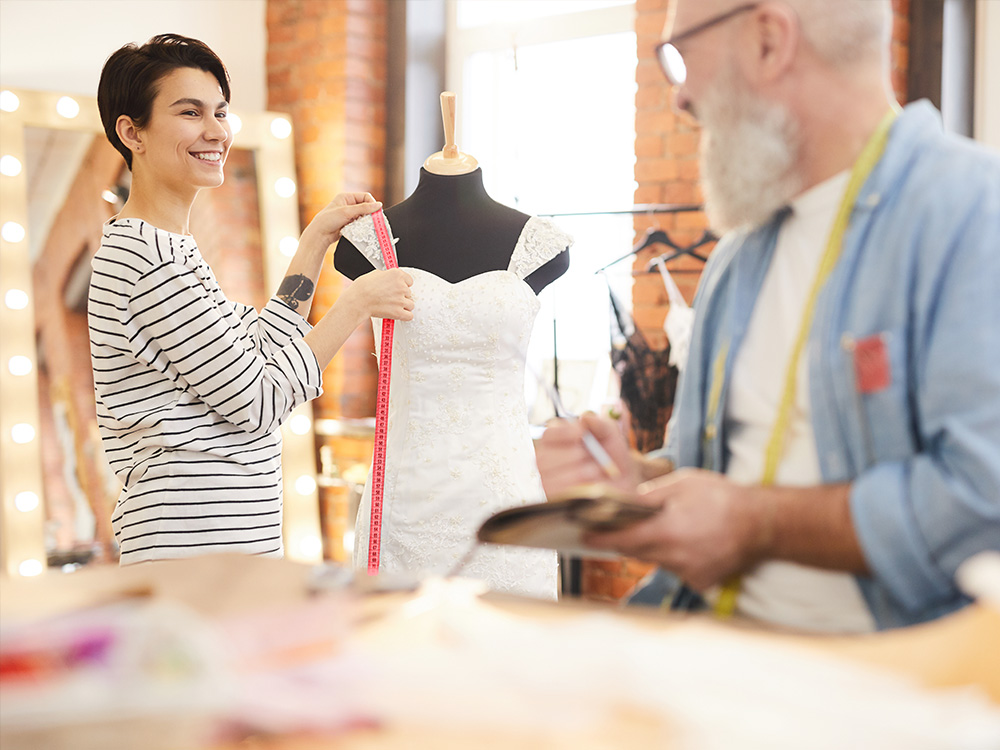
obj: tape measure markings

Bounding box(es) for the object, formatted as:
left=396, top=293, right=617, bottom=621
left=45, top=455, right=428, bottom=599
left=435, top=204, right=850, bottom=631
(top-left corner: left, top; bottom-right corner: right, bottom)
left=368, top=209, right=397, bottom=575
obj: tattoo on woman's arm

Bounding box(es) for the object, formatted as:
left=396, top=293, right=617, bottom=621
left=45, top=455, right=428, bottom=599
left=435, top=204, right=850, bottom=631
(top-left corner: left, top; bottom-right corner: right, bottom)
left=277, top=274, right=315, bottom=310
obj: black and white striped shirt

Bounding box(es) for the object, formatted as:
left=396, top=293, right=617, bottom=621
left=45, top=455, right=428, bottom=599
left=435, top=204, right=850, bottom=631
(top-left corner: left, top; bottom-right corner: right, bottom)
left=88, top=218, right=322, bottom=565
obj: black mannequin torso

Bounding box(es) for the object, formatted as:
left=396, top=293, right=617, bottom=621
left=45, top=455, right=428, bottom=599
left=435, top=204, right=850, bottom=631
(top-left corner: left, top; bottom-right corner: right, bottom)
left=334, top=168, right=569, bottom=294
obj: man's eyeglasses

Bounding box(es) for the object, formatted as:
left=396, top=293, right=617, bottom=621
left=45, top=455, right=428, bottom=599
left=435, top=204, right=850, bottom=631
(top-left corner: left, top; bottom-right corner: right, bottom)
left=655, top=3, right=760, bottom=86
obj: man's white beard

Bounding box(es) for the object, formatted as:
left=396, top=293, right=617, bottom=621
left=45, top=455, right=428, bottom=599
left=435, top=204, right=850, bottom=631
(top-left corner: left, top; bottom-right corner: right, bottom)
left=697, top=59, right=803, bottom=234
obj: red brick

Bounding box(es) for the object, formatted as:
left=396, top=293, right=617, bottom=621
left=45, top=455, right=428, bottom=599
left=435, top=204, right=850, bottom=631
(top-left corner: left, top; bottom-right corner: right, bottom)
left=635, top=158, right=680, bottom=183
left=661, top=181, right=699, bottom=205
left=636, top=9, right=668, bottom=38
left=633, top=305, right=666, bottom=331
left=633, top=274, right=667, bottom=307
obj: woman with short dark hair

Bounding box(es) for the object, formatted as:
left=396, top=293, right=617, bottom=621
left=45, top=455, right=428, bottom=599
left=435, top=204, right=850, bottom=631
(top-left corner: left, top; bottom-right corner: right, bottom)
left=91, top=34, right=413, bottom=565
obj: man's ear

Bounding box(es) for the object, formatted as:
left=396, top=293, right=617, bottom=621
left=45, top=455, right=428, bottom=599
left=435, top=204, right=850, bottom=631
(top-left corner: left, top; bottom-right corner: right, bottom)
left=748, top=1, right=799, bottom=85
left=115, top=115, right=143, bottom=155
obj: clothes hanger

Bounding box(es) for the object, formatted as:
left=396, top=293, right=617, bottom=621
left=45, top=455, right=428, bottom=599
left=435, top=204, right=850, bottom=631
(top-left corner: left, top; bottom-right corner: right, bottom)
left=595, top=226, right=716, bottom=274
left=643, top=228, right=716, bottom=270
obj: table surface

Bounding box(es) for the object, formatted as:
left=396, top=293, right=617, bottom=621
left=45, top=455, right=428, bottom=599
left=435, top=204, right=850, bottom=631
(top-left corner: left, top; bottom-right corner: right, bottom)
left=3, top=555, right=998, bottom=749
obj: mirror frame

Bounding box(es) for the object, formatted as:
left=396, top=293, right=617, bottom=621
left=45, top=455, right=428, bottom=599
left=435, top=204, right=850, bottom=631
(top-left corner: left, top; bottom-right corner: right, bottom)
left=0, top=88, right=322, bottom=575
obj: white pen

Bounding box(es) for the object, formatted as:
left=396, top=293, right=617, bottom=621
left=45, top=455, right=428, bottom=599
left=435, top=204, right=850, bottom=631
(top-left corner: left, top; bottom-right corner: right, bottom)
left=581, top=428, right=621, bottom=480
left=528, top=364, right=621, bottom=480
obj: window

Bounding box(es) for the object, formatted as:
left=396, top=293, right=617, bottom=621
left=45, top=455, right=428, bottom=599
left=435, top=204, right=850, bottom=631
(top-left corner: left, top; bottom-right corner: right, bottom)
left=449, top=0, right=638, bottom=420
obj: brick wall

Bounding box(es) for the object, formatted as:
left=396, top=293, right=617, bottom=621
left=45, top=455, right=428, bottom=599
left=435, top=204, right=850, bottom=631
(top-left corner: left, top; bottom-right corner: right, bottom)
left=266, top=0, right=389, bottom=559
left=581, top=0, right=913, bottom=604
left=266, top=0, right=388, bottom=420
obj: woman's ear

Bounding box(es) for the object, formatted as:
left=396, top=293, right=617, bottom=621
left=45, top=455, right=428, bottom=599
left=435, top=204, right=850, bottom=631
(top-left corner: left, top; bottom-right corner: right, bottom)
left=116, top=115, right=143, bottom=155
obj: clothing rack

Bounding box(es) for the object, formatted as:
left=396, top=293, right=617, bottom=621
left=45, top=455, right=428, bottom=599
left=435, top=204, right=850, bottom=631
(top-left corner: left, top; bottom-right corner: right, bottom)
left=539, top=203, right=704, bottom=218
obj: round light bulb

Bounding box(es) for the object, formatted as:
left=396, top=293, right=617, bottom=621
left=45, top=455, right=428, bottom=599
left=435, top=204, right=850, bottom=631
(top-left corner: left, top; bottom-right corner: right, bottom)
left=4, top=289, right=29, bottom=310
left=11, top=423, right=35, bottom=444
left=14, top=491, right=39, bottom=512
left=270, top=117, right=292, bottom=139
left=56, top=96, right=80, bottom=119
left=294, top=474, right=317, bottom=495
left=8, top=356, right=32, bottom=376
left=18, top=559, right=44, bottom=577
left=289, top=414, right=311, bottom=435
left=274, top=177, right=296, bottom=198
left=228, top=112, right=242, bottom=135
left=2, top=221, right=26, bottom=243
left=297, top=535, right=322, bottom=558
left=0, top=90, right=20, bottom=113
left=0, top=155, right=22, bottom=177
left=279, top=236, right=299, bottom=257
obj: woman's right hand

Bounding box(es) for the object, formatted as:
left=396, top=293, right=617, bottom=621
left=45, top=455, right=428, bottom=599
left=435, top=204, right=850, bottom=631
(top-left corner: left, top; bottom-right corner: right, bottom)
left=341, top=268, right=415, bottom=323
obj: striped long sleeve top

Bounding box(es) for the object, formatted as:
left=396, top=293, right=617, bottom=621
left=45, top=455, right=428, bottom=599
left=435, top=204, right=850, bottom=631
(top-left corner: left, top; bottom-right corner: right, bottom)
left=88, top=218, right=322, bottom=565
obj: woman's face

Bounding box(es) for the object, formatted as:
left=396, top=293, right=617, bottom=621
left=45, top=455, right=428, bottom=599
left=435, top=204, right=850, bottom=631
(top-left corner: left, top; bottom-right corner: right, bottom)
left=135, top=66, right=233, bottom=194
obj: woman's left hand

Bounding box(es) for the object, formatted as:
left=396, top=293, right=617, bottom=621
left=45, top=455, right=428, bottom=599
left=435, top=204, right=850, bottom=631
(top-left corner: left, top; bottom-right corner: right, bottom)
left=300, top=192, right=383, bottom=251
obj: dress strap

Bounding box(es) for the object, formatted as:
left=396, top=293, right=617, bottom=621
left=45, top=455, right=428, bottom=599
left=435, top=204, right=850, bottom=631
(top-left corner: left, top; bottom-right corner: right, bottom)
left=507, top=217, right=573, bottom=280
left=340, top=214, right=399, bottom=271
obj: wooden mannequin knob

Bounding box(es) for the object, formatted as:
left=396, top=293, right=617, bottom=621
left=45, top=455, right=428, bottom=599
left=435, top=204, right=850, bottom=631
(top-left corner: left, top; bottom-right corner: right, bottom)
left=441, top=92, right=459, bottom=160
left=424, top=91, right=478, bottom=175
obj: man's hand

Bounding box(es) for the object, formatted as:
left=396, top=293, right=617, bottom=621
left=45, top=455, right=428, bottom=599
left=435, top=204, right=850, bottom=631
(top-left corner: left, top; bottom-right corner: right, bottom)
left=584, top=469, right=771, bottom=591
left=583, top=470, right=865, bottom=591
left=535, top=414, right=641, bottom=498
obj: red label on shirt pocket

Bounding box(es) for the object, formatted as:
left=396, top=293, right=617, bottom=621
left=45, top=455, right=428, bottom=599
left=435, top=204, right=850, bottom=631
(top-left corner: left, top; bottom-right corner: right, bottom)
left=853, top=334, right=891, bottom=394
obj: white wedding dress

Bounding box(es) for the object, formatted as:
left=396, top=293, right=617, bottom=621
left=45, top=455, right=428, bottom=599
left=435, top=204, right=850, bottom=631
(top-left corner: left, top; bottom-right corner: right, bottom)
left=340, top=214, right=571, bottom=599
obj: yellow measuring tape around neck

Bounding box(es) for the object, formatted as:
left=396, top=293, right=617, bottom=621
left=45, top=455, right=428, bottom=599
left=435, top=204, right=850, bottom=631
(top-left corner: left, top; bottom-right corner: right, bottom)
left=713, top=109, right=898, bottom=618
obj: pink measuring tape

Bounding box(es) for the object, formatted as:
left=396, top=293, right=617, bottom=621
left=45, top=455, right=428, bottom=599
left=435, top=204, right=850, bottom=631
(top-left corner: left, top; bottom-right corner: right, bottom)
left=368, top=209, right=397, bottom=574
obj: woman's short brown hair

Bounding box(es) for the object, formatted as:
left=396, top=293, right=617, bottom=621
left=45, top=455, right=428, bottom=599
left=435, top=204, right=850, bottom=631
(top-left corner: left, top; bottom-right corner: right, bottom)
left=97, top=34, right=231, bottom=170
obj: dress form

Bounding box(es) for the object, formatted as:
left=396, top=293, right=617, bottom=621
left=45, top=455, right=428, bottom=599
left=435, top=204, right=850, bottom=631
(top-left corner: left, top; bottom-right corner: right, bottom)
left=335, top=92, right=569, bottom=294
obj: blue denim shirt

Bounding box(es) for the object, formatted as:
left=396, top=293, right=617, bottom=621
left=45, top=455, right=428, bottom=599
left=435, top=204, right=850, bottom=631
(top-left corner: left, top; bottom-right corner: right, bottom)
left=658, top=101, right=1000, bottom=630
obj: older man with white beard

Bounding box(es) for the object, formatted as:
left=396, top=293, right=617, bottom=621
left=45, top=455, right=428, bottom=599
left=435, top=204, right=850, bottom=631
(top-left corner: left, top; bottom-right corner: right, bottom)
left=536, top=0, right=1000, bottom=632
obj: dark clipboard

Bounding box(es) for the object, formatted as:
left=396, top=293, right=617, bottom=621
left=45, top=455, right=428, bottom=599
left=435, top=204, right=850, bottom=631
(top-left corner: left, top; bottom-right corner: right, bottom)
left=476, top=484, right=658, bottom=559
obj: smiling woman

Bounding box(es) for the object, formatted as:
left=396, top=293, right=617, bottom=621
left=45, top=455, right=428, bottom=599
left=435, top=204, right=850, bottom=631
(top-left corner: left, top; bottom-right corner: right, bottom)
left=0, top=84, right=330, bottom=576
left=86, top=33, right=413, bottom=566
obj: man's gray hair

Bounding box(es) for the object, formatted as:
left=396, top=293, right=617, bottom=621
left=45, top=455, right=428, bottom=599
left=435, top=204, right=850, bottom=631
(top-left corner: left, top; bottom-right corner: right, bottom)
left=788, top=0, right=891, bottom=67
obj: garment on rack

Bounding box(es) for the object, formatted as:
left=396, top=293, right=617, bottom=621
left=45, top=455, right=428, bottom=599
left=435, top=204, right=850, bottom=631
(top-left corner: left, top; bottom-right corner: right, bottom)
left=607, top=283, right=678, bottom=453
left=341, top=213, right=572, bottom=600
left=651, top=258, right=695, bottom=373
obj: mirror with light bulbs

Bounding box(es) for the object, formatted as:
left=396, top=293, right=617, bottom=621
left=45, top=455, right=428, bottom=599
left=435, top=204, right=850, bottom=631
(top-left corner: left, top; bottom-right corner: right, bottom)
left=0, top=88, right=324, bottom=577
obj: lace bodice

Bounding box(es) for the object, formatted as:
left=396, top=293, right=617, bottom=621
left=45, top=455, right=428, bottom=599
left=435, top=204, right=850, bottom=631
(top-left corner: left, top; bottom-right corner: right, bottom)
left=340, top=214, right=572, bottom=599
